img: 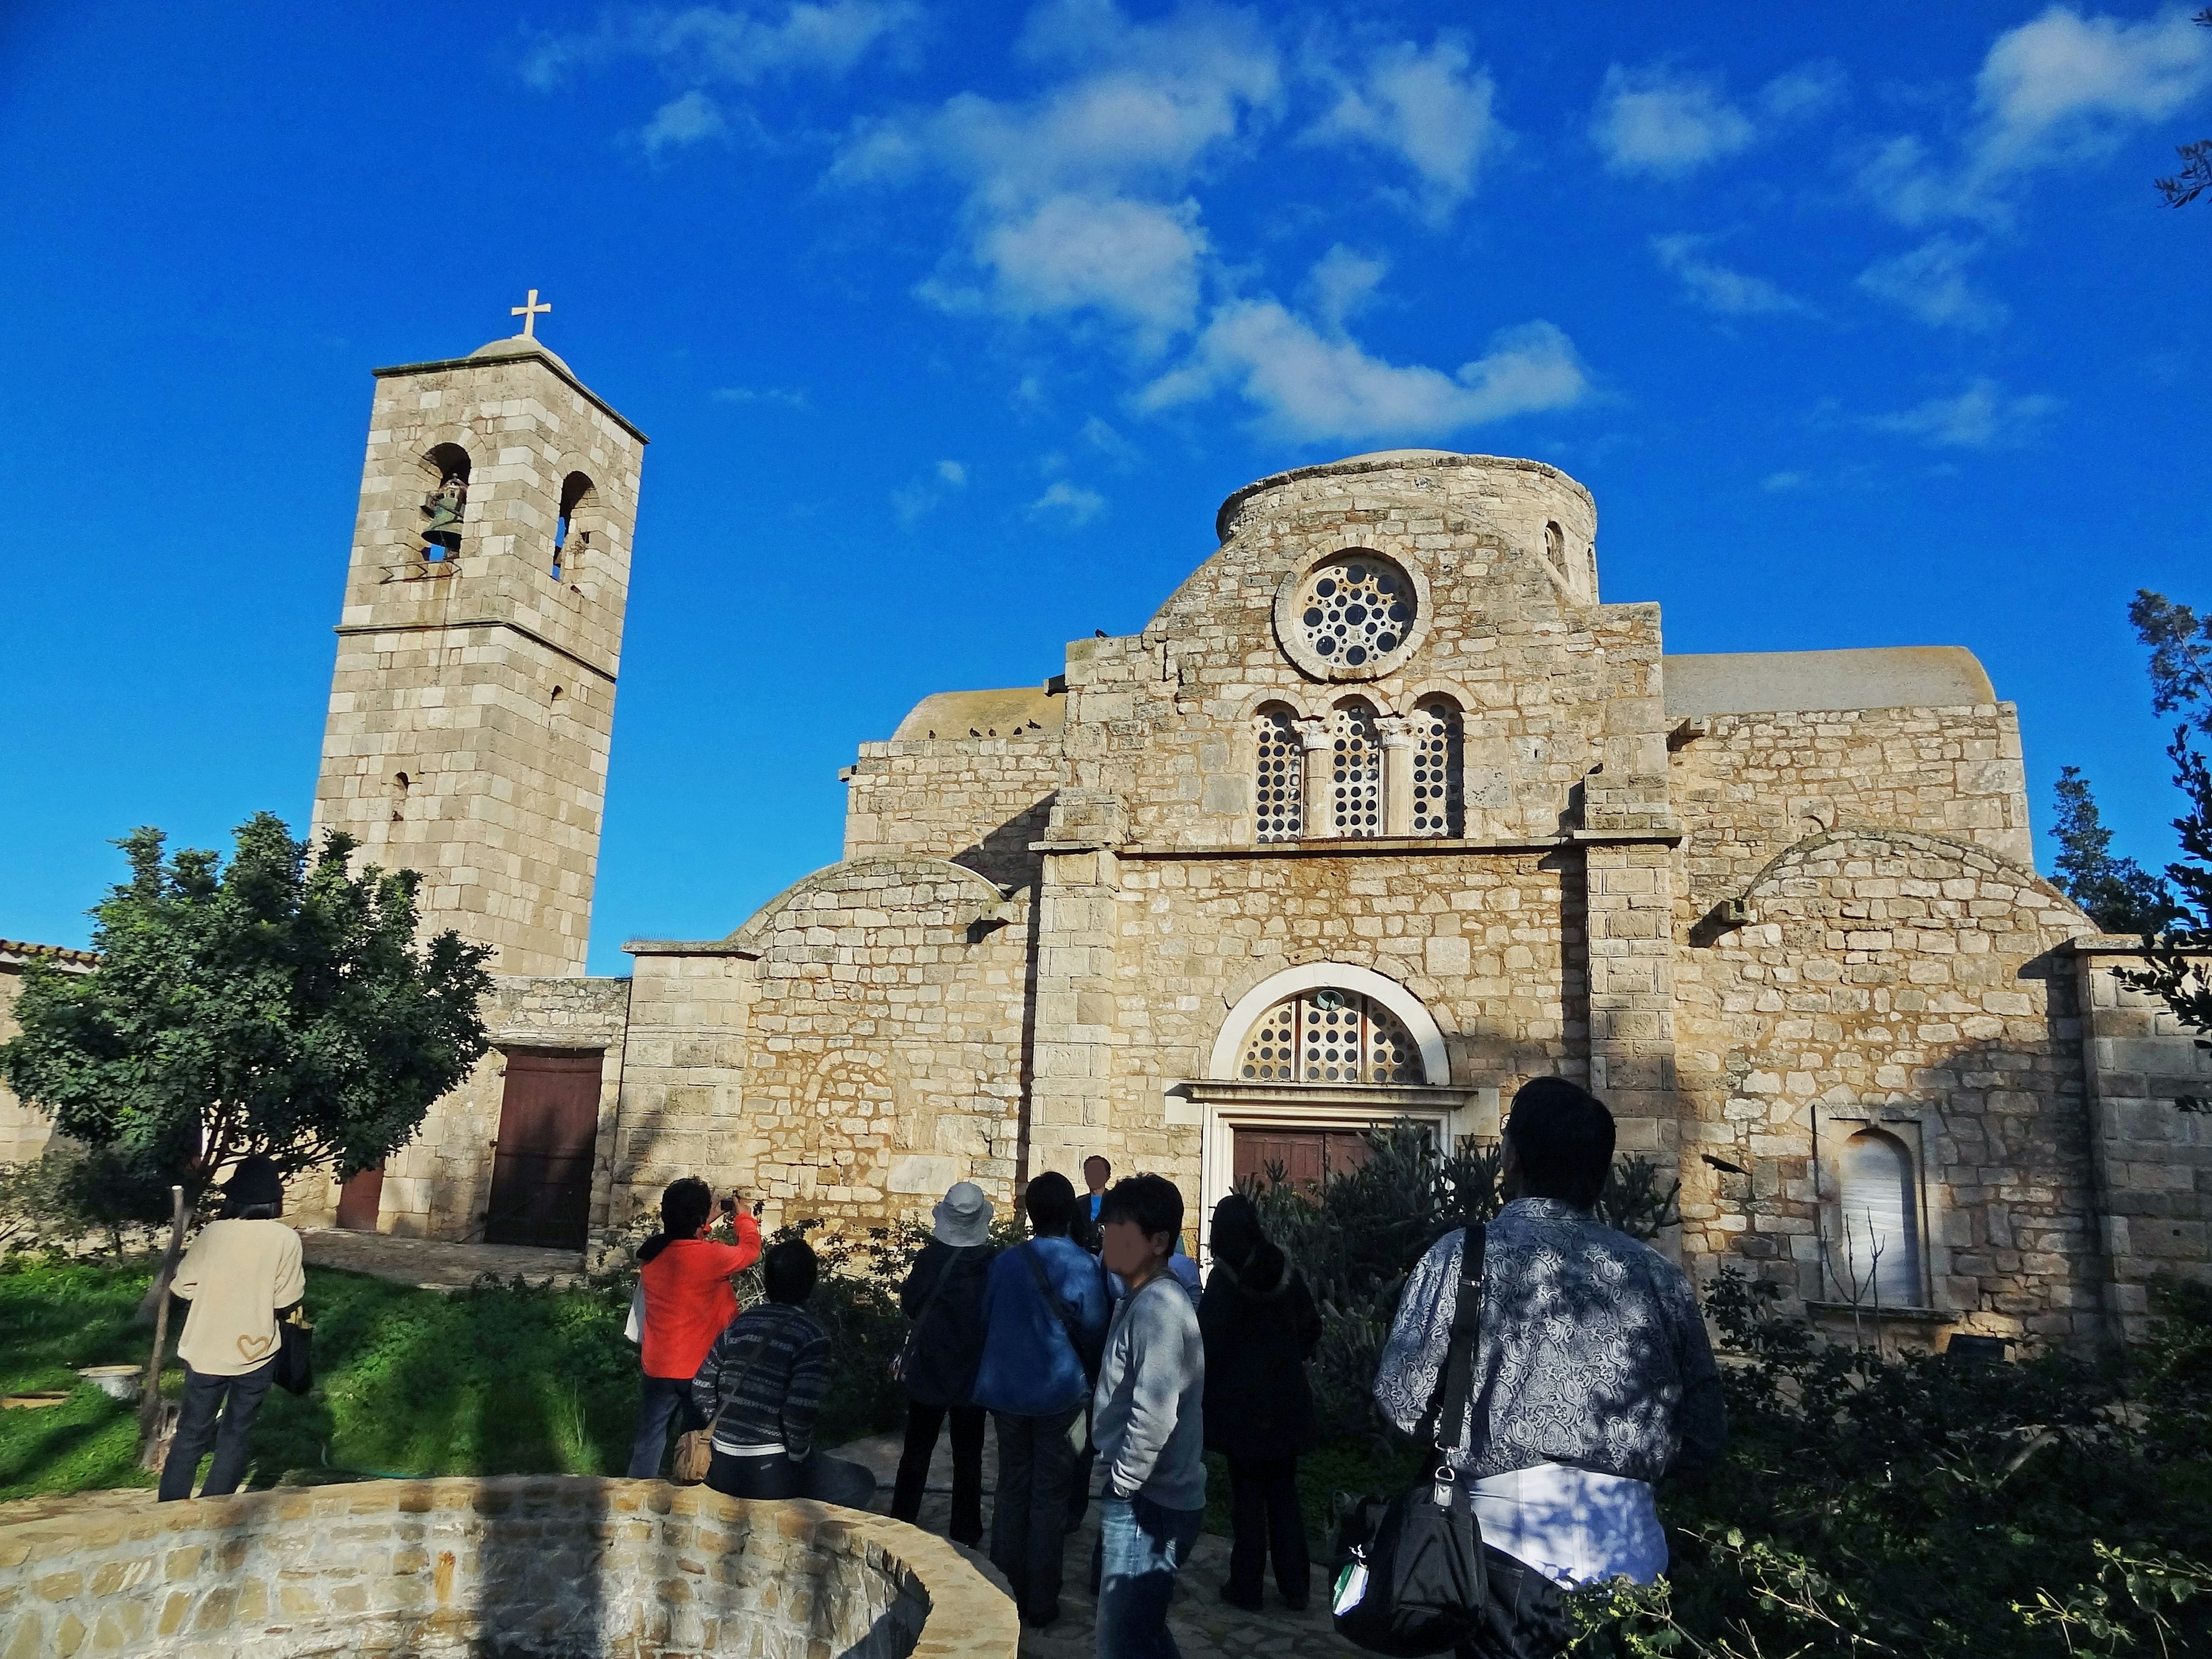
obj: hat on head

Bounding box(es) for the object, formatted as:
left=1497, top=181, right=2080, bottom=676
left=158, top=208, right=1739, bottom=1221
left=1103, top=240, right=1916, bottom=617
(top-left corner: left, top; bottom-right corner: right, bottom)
left=932, top=1180, right=994, bottom=1247
left=223, top=1155, right=285, bottom=1214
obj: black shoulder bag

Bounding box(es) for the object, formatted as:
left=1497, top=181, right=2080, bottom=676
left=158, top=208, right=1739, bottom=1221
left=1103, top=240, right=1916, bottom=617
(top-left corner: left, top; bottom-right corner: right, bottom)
left=891, top=1245, right=968, bottom=1387
left=1332, top=1224, right=1488, bottom=1657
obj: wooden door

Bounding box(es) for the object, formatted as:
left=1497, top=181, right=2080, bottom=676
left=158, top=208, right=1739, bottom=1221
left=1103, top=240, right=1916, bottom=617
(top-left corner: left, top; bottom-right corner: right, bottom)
left=336, top=1165, right=384, bottom=1231
left=1231, top=1127, right=1374, bottom=1195
left=484, top=1048, right=603, bottom=1248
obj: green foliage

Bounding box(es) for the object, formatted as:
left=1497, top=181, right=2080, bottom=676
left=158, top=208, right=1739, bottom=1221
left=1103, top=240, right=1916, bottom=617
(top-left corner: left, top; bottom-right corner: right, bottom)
left=2050, top=767, right=2175, bottom=935
left=0, top=1143, right=177, bottom=1253
left=0, top=814, right=494, bottom=1199
left=1566, top=1271, right=2212, bottom=1657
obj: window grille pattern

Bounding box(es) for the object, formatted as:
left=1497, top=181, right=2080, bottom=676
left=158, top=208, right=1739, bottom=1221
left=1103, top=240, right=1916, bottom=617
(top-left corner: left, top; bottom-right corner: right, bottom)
left=1255, top=706, right=1304, bottom=843
left=1296, top=556, right=1415, bottom=669
left=1331, top=701, right=1382, bottom=836
left=1238, top=988, right=1424, bottom=1085
left=1836, top=1128, right=1923, bottom=1307
left=1411, top=698, right=1465, bottom=837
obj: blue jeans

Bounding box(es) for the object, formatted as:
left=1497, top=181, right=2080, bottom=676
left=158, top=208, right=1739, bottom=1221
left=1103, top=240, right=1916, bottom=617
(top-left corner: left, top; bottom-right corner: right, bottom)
left=157, top=1360, right=276, bottom=1501
left=628, top=1372, right=704, bottom=1479
left=1096, top=1493, right=1204, bottom=1659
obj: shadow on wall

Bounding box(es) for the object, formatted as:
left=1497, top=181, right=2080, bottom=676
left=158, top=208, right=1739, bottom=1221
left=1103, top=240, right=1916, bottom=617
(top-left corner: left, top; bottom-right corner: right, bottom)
left=954, top=794, right=1057, bottom=892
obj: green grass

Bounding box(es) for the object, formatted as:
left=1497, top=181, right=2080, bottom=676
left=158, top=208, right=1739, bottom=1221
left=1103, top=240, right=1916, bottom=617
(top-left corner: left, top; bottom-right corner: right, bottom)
left=0, top=1253, right=647, bottom=1500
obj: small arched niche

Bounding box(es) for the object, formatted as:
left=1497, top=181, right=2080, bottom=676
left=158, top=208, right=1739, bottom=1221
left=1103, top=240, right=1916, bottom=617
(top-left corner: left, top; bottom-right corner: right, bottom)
left=554, top=471, right=595, bottom=581
left=419, top=444, right=472, bottom=563
left=1836, top=1127, right=1923, bottom=1308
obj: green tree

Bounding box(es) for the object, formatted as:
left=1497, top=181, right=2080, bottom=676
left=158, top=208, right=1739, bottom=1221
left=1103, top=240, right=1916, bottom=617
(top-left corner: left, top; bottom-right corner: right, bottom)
left=2049, top=766, right=2173, bottom=934
left=0, top=812, right=493, bottom=1444
left=2111, top=590, right=2212, bottom=1109
left=2155, top=12, right=2212, bottom=206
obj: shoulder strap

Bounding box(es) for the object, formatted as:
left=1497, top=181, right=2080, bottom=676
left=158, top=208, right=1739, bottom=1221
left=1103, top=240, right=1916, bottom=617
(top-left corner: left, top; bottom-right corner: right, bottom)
left=703, top=1315, right=767, bottom=1435
left=1022, top=1241, right=1094, bottom=1373
left=911, top=1245, right=967, bottom=1328
left=1415, top=1224, right=1487, bottom=1457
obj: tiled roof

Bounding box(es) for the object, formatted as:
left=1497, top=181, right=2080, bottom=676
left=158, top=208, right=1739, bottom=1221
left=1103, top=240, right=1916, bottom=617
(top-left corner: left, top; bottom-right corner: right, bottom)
left=0, top=938, right=99, bottom=971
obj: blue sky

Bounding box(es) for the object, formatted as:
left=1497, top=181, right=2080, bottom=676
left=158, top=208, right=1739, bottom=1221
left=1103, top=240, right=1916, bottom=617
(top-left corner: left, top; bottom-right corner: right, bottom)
left=2, top=1, right=2207, bottom=974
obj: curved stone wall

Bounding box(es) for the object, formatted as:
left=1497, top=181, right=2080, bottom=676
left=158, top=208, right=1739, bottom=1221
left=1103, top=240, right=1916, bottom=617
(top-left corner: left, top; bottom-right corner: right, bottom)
left=0, top=1477, right=1017, bottom=1659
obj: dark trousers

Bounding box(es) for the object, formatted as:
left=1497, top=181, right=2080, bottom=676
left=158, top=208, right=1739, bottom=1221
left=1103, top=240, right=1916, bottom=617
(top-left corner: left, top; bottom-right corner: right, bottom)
left=891, top=1400, right=987, bottom=1546
left=990, top=1405, right=1082, bottom=1621
left=157, top=1359, right=276, bottom=1501
left=627, top=1372, right=704, bottom=1479
left=1460, top=1545, right=1572, bottom=1659
left=1225, top=1454, right=1309, bottom=1605
left=704, top=1446, right=877, bottom=1508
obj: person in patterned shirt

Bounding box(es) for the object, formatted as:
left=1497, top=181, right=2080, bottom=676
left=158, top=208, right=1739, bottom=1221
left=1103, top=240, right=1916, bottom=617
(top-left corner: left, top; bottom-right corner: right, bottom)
left=1372, top=1078, right=1724, bottom=1658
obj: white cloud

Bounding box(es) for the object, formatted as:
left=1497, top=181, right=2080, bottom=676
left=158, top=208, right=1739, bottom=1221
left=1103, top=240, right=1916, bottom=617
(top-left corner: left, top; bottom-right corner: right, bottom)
left=1080, top=415, right=1142, bottom=467
left=892, top=458, right=969, bottom=525
left=1869, top=378, right=2061, bottom=448
left=1760, top=471, right=1806, bottom=492
left=1862, top=6, right=2212, bottom=224
left=713, top=383, right=810, bottom=407
left=1304, top=244, right=1389, bottom=331
left=642, top=89, right=728, bottom=156
left=1028, top=479, right=1107, bottom=527
left=1759, top=60, right=1849, bottom=120
left=1650, top=234, right=1813, bottom=317
left=1306, top=36, right=1502, bottom=215
left=524, top=1, right=921, bottom=90
left=1856, top=236, right=2009, bottom=329
left=1141, top=302, right=1586, bottom=443
left=1590, top=65, right=1756, bottom=179
left=831, top=0, right=1278, bottom=348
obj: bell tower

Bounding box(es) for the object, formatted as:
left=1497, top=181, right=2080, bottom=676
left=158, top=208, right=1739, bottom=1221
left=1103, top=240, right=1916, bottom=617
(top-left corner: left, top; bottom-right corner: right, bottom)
left=310, top=297, right=647, bottom=976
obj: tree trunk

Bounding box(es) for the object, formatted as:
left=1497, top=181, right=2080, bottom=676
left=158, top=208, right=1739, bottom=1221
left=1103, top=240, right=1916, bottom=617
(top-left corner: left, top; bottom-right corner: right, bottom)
left=137, top=1185, right=188, bottom=1469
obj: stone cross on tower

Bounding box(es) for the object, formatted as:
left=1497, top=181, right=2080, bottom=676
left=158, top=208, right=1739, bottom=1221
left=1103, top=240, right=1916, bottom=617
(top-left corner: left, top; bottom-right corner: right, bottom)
left=510, top=288, right=552, bottom=338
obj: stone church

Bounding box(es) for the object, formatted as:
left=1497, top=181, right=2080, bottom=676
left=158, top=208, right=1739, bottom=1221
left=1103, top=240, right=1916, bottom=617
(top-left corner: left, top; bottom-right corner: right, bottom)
left=3, top=320, right=2207, bottom=1348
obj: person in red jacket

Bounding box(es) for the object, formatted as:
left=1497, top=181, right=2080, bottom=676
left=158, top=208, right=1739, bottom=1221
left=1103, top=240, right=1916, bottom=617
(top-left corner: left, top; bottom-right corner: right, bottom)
left=627, top=1177, right=762, bottom=1478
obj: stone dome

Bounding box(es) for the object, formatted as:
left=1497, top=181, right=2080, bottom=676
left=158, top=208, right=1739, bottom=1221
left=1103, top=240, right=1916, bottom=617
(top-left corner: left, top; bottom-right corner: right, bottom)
left=469, top=332, right=577, bottom=376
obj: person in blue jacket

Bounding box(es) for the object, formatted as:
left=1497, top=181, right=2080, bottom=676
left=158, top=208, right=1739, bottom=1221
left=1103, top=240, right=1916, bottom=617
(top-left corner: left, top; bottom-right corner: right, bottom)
left=970, top=1169, right=1111, bottom=1628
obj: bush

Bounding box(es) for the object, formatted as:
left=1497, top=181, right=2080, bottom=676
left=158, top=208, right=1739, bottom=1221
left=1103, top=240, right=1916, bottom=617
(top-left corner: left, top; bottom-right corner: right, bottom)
left=0, top=1143, right=173, bottom=1255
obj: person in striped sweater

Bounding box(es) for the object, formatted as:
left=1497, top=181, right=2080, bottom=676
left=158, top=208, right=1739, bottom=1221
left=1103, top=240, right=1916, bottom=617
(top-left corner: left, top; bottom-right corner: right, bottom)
left=691, top=1238, right=875, bottom=1506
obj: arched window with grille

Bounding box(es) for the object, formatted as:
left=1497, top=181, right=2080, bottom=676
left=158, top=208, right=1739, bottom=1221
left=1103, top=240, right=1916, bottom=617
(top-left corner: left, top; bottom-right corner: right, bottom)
left=1836, top=1128, right=1923, bottom=1307
left=1237, top=987, right=1424, bottom=1085
left=1410, top=696, right=1464, bottom=836
left=1331, top=699, right=1382, bottom=838
left=1254, top=704, right=1303, bottom=843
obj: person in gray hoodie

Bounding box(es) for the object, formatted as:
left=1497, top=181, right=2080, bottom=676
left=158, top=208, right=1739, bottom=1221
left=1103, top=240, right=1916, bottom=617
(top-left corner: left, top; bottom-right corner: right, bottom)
left=1090, top=1174, right=1206, bottom=1659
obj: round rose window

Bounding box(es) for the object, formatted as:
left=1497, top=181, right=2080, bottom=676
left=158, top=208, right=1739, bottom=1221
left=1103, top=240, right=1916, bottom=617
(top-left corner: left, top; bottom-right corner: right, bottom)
left=1296, top=556, right=1415, bottom=669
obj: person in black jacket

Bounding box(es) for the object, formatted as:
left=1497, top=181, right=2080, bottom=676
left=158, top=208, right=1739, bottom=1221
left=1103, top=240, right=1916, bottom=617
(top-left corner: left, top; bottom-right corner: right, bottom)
left=891, top=1180, right=999, bottom=1545
left=1200, top=1191, right=1321, bottom=1611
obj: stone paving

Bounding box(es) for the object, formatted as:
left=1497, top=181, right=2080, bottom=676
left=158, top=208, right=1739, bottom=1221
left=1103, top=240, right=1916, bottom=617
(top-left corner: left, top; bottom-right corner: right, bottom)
left=295, top=1226, right=588, bottom=1290
left=831, top=1427, right=1362, bottom=1659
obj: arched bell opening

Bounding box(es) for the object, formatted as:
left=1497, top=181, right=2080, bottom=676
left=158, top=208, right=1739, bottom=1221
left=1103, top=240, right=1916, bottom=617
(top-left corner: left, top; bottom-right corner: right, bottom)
left=419, top=443, right=472, bottom=562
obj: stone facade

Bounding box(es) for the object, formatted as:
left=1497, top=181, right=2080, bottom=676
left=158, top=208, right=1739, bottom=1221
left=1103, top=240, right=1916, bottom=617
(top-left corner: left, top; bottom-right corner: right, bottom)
left=0, top=1477, right=1014, bottom=1659
left=51, top=325, right=2199, bottom=1350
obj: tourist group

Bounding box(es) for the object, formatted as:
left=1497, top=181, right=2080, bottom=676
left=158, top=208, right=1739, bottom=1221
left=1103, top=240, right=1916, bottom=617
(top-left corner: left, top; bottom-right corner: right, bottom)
left=154, top=1078, right=1723, bottom=1659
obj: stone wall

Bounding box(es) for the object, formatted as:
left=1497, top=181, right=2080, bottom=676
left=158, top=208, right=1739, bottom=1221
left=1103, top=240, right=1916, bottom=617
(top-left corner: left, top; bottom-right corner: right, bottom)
left=0, top=1477, right=1015, bottom=1659
left=614, top=858, right=1031, bottom=1247
left=1670, top=828, right=2101, bottom=1344
left=0, top=941, right=97, bottom=1166
left=2071, top=941, right=2212, bottom=1336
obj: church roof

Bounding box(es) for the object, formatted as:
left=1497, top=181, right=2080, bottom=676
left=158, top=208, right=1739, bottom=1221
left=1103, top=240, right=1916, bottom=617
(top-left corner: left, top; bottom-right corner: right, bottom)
left=0, top=938, right=97, bottom=972
left=892, top=684, right=1067, bottom=741
left=1662, top=646, right=1996, bottom=716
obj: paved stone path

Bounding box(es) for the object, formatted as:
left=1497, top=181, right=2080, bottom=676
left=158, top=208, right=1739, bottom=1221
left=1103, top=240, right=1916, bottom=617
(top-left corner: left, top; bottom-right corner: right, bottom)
left=831, top=1427, right=1361, bottom=1659
left=296, top=1227, right=588, bottom=1291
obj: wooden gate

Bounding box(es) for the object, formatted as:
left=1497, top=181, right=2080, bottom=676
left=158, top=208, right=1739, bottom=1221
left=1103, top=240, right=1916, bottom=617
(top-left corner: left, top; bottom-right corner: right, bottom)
left=1232, top=1126, right=1373, bottom=1194
left=335, top=1166, right=384, bottom=1231
left=484, top=1047, right=604, bottom=1249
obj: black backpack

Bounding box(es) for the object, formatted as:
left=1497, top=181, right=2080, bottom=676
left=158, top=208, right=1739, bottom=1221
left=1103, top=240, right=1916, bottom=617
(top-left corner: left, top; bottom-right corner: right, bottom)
left=1332, top=1225, right=1488, bottom=1656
